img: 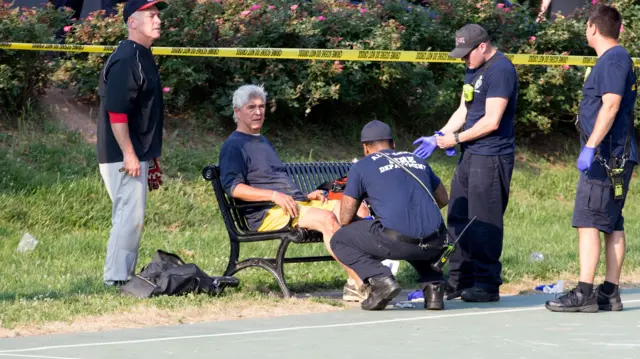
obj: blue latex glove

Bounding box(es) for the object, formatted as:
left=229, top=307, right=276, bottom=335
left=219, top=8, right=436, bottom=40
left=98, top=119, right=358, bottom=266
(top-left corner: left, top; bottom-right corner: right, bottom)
left=577, top=146, right=595, bottom=172
left=435, top=131, right=458, bottom=157
left=413, top=136, right=437, bottom=159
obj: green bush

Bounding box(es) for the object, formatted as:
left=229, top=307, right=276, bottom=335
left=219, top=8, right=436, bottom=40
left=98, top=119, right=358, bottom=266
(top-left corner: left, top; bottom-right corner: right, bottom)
left=4, top=0, right=640, bottom=135
left=0, top=2, right=69, bottom=123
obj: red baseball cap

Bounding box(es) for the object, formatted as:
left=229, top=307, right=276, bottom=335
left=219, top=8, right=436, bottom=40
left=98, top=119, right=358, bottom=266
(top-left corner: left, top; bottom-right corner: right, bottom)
left=123, top=0, right=168, bottom=23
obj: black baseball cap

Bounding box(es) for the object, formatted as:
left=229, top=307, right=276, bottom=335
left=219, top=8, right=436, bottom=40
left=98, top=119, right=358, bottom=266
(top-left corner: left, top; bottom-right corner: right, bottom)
left=449, top=24, right=490, bottom=58
left=360, top=120, right=393, bottom=142
left=124, top=0, right=168, bottom=23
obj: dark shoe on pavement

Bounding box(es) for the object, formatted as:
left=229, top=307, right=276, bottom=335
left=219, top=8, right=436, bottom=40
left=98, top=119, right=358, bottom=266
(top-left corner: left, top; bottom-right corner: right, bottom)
left=545, top=287, right=598, bottom=313
left=595, top=284, right=623, bottom=311
left=424, top=282, right=445, bottom=310
left=361, top=275, right=402, bottom=311
left=445, top=282, right=471, bottom=300
left=461, top=286, right=500, bottom=302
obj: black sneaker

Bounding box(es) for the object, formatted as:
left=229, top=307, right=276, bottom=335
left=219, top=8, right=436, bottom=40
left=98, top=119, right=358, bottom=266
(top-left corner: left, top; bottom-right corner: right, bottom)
left=461, top=286, right=500, bottom=302
left=361, top=275, right=402, bottom=311
left=424, top=282, right=445, bottom=310
left=595, top=284, right=623, bottom=311
left=545, top=287, right=598, bottom=313
left=445, top=282, right=471, bottom=300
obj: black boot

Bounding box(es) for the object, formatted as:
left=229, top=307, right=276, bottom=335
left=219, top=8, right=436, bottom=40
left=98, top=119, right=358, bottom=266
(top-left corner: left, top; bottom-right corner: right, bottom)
left=461, top=286, right=500, bottom=302
left=423, top=282, right=445, bottom=310
left=361, top=275, right=402, bottom=311
left=596, top=284, right=623, bottom=311
left=445, top=282, right=471, bottom=300
left=545, top=287, right=598, bottom=313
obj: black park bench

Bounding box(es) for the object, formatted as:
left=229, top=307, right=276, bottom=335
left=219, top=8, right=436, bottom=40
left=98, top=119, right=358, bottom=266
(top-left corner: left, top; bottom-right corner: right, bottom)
left=202, top=161, right=353, bottom=298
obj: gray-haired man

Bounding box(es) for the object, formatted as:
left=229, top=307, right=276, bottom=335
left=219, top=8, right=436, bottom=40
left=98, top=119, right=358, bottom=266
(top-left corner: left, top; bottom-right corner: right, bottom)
left=218, top=84, right=369, bottom=301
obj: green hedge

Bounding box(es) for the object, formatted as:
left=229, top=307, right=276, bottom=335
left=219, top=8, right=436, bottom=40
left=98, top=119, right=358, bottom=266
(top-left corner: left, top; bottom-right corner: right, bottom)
left=2, top=0, right=639, bottom=136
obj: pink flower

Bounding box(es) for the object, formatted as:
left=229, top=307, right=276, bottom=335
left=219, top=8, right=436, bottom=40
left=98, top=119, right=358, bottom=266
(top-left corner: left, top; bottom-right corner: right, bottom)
left=169, top=27, right=176, bottom=31
left=163, top=87, right=171, bottom=93
left=290, top=4, right=298, bottom=10
left=87, top=15, right=93, bottom=20
left=529, top=36, right=536, bottom=43
left=241, top=10, right=251, bottom=16
left=268, top=5, right=274, bottom=9
left=563, top=65, right=570, bottom=70
left=317, top=15, right=326, bottom=21
left=19, top=15, right=25, bottom=21
left=360, top=7, right=367, bottom=13
left=63, top=25, right=72, bottom=32
left=213, top=0, right=221, bottom=2
left=249, top=4, right=261, bottom=11
left=497, top=3, right=504, bottom=8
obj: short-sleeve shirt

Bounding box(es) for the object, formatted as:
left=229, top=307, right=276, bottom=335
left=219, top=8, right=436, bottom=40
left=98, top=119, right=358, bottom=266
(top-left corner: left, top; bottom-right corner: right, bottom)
left=343, top=149, right=443, bottom=239
left=462, top=51, right=519, bottom=156
left=579, top=45, right=638, bottom=165
left=97, top=40, right=164, bottom=163
left=218, top=131, right=308, bottom=230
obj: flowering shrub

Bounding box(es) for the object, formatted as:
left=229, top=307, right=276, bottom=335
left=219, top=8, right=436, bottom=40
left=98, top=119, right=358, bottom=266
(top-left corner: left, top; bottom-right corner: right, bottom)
left=0, top=2, right=69, bottom=119
left=4, top=0, right=640, bottom=134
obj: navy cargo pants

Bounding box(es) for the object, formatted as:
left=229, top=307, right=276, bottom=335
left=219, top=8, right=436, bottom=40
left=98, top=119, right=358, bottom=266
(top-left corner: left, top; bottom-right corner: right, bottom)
left=331, top=219, right=446, bottom=288
left=446, top=151, right=514, bottom=293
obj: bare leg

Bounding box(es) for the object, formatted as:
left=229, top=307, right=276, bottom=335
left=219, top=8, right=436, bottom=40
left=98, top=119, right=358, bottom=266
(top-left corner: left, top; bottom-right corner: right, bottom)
left=297, top=208, right=361, bottom=284
left=604, top=230, right=626, bottom=285
left=578, top=227, right=601, bottom=284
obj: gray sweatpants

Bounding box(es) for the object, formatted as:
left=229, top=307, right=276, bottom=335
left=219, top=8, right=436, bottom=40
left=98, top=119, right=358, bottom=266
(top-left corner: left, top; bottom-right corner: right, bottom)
left=99, top=160, right=149, bottom=283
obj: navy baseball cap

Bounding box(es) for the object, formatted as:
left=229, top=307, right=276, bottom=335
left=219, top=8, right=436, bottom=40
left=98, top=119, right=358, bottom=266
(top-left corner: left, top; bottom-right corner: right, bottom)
left=124, top=0, right=168, bottom=23
left=360, top=120, right=393, bottom=142
left=449, top=24, right=490, bottom=58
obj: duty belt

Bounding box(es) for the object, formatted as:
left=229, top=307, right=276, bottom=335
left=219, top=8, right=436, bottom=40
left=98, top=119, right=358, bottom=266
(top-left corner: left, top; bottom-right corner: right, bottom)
left=382, top=224, right=446, bottom=250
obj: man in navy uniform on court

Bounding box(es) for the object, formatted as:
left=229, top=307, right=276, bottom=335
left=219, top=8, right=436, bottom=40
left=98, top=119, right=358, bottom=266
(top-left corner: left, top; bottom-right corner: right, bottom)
left=330, top=120, right=450, bottom=311
left=546, top=4, right=637, bottom=313
left=413, top=23, right=518, bottom=303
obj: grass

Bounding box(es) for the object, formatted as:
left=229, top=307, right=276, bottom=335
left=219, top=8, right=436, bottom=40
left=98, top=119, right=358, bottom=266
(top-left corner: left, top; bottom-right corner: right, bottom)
left=1, top=107, right=639, bottom=331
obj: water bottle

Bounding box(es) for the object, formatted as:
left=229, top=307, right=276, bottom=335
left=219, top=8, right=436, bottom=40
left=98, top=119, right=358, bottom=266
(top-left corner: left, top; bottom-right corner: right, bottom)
left=530, top=252, right=544, bottom=262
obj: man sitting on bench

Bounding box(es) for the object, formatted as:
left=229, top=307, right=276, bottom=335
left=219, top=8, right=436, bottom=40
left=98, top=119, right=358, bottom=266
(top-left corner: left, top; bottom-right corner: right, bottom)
left=218, top=84, right=370, bottom=302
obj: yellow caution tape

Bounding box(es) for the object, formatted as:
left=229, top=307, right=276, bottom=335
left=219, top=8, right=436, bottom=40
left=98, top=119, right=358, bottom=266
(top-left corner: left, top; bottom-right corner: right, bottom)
left=2, top=42, right=640, bottom=66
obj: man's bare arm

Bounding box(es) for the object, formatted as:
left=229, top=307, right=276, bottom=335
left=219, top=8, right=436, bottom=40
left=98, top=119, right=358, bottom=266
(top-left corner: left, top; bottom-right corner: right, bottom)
left=433, top=183, right=449, bottom=209
left=111, top=122, right=139, bottom=177
left=458, top=97, right=508, bottom=143
left=339, top=195, right=362, bottom=226
left=231, top=183, right=299, bottom=218
left=439, top=93, right=468, bottom=134
left=586, top=93, right=622, bottom=149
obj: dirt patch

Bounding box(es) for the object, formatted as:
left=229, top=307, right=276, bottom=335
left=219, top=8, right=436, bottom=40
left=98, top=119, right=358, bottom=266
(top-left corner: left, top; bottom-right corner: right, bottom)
left=41, top=88, right=99, bottom=144
left=0, top=297, right=345, bottom=338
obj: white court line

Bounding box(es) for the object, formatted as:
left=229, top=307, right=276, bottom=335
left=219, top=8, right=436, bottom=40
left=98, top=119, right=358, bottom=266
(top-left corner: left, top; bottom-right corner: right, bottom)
left=0, top=354, right=83, bottom=359
left=1, top=299, right=639, bottom=354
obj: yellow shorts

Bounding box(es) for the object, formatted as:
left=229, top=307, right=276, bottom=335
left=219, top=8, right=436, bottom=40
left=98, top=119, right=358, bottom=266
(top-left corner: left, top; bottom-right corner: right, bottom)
left=257, top=200, right=338, bottom=232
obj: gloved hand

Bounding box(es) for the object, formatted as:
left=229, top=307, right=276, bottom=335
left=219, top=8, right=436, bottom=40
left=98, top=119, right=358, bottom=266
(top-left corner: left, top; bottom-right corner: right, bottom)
left=435, top=131, right=458, bottom=157
left=577, top=146, right=595, bottom=172
left=413, top=135, right=437, bottom=159
left=148, top=157, right=163, bottom=191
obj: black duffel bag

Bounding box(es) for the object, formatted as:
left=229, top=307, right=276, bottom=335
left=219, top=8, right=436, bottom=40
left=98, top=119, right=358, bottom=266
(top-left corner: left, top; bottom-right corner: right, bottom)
left=121, top=250, right=239, bottom=298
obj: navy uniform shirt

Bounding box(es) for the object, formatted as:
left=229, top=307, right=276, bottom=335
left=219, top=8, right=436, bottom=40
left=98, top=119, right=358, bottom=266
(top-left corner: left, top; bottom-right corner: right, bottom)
left=579, top=45, right=638, bottom=166
left=463, top=51, right=519, bottom=156
left=97, top=39, right=164, bottom=163
left=219, top=131, right=308, bottom=230
left=343, top=149, right=443, bottom=239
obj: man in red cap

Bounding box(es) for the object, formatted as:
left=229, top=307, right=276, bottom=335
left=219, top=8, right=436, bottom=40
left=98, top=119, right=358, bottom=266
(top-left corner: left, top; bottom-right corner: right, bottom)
left=96, top=0, right=168, bottom=287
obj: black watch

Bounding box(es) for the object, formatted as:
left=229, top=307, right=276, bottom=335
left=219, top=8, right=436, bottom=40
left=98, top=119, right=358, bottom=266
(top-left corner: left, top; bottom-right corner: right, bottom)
left=454, top=132, right=460, bottom=144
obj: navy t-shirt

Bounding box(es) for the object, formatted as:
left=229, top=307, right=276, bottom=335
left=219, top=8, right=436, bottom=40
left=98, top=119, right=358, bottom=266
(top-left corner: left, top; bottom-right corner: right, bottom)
left=343, top=149, right=443, bottom=239
left=462, top=51, right=518, bottom=156
left=218, top=131, right=308, bottom=230
left=579, top=45, right=638, bottom=165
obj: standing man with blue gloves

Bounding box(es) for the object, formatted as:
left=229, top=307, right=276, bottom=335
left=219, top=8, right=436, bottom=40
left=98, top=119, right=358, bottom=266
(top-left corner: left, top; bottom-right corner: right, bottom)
left=546, top=4, right=637, bottom=313
left=413, top=24, right=518, bottom=302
